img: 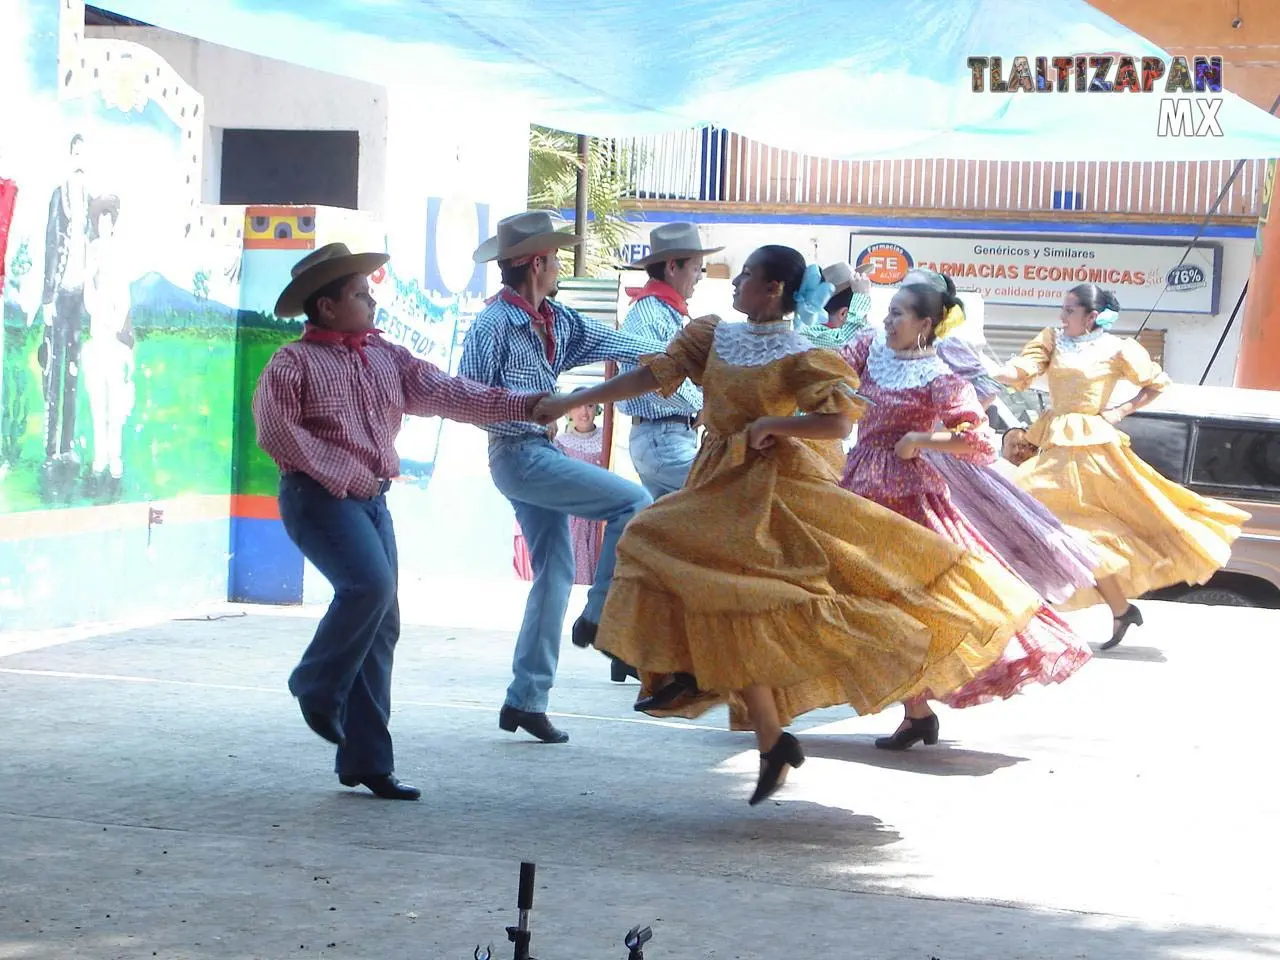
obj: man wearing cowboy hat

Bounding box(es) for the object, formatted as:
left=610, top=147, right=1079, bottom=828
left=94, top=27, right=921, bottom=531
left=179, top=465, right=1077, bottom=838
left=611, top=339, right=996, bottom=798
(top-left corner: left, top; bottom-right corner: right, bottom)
left=616, top=222, right=721, bottom=499
left=458, top=211, right=663, bottom=744
left=797, top=262, right=873, bottom=353
left=254, top=243, right=547, bottom=799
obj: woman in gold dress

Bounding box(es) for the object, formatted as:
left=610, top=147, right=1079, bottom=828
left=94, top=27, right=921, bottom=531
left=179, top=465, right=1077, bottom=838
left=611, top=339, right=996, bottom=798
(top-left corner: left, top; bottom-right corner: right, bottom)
left=535, top=245, right=1040, bottom=806
left=995, top=284, right=1249, bottom=648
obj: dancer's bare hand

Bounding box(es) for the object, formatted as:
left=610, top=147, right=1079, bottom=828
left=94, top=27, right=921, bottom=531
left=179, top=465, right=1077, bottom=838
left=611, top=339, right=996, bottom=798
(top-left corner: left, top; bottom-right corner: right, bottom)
left=746, top=418, right=778, bottom=450
left=894, top=433, right=921, bottom=460
left=850, top=272, right=872, bottom=296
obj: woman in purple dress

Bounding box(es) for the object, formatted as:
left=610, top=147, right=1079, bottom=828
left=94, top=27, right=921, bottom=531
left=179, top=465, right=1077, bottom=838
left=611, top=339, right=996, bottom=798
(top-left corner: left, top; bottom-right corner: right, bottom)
left=909, top=269, right=1100, bottom=605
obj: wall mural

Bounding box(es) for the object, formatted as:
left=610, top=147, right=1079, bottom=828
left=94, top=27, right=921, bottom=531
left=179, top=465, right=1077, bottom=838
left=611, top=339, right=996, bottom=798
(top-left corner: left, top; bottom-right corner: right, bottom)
left=1, top=18, right=243, bottom=514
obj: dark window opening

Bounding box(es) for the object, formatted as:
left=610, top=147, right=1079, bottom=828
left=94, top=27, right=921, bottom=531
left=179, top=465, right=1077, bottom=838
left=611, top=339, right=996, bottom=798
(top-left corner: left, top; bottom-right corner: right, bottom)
left=1191, top=425, right=1280, bottom=494
left=1119, top=415, right=1191, bottom=482
left=220, top=129, right=359, bottom=210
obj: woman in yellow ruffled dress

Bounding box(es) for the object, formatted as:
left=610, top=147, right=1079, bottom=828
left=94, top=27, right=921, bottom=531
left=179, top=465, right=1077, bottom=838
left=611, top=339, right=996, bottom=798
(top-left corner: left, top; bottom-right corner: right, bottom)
left=995, top=284, right=1249, bottom=649
left=535, top=245, right=1040, bottom=806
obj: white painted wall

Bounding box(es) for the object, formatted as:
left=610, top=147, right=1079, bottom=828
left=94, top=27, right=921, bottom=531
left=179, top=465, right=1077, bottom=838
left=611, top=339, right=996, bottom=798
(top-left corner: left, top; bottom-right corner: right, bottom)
left=84, top=26, right=389, bottom=216
left=620, top=218, right=1252, bottom=387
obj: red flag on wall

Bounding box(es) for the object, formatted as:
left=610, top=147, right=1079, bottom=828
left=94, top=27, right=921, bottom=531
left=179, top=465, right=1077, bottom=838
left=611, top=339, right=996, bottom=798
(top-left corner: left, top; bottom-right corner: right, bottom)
left=0, top=178, right=17, bottom=295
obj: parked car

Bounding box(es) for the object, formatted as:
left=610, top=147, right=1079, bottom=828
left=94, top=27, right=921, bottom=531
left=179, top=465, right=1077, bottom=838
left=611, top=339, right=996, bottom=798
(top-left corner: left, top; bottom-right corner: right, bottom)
left=1115, top=383, right=1280, bottom=608
left=994, top=382, right=1280, bottom=608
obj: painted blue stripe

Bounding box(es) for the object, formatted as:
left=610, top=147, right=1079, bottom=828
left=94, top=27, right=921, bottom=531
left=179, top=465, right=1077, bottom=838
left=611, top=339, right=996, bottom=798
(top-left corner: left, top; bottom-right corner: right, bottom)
left=564, top=208, right=1256, bottom=239
left=229, top=516, right=304, bottom=605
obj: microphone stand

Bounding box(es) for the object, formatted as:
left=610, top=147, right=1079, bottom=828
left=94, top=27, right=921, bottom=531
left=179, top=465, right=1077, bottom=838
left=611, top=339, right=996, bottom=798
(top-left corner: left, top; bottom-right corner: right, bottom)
left=506, top=861, right=536, bottom=960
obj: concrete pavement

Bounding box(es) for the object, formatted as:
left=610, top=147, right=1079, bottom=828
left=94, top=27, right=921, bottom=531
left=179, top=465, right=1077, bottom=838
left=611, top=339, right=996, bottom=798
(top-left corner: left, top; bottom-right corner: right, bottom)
left=1, top=590, right=1277, bottom=959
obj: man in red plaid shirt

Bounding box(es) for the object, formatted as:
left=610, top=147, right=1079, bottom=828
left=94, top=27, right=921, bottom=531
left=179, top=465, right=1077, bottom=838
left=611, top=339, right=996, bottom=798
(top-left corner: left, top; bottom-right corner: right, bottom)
left=253, top=243, right=548, bottom=800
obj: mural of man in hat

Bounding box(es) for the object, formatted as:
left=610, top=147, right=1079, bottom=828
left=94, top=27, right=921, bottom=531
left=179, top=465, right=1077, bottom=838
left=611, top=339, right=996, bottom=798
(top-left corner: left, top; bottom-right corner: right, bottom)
left=253, top=243, right=549, bottom=799
left=458, top=211, right=662, bottom=744
left=617, top=222, right=721, bottom=499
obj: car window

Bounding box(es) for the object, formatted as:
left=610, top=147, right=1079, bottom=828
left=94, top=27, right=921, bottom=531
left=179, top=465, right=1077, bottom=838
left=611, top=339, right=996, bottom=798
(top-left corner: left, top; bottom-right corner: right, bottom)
left=1118, top=415, right=1191, bottom=482
left=1191, top=424, right=1280, bottom=499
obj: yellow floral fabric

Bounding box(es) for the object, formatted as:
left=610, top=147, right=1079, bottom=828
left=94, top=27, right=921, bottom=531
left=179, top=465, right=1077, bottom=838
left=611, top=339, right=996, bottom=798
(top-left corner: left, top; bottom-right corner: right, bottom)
left=1005, top=328, right=1249, bottom=610
left=596, top=317, right=1041, bottom=727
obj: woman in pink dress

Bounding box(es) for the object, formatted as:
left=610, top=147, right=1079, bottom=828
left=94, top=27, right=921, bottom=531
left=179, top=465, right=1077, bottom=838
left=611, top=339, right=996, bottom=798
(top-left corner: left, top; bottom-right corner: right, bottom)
left=839, top=283, right=1092, bottom=750
left=512, top=402, right=605, bottom=586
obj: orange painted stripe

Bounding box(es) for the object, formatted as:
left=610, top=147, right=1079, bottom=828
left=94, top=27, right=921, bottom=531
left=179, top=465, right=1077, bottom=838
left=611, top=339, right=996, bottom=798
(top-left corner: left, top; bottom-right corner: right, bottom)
left=230, top=494, right=281, bottom=520
left=243, top=238, right=315, bottom=250
left=0, top=495, right=232, bottom=542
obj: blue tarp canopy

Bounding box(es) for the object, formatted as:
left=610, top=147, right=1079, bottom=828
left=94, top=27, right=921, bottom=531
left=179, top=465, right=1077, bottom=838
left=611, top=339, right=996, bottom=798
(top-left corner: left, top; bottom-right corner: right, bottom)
left=102, top=0, right=1280, bottom=160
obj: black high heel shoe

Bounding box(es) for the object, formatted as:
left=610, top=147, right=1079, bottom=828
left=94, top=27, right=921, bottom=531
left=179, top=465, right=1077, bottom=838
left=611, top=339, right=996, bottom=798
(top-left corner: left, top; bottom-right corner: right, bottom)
left=634, top=672, right=699, bottom=711
left=749, top=732, right=805, bottom=806
left=874, top=714, right=940, bottom=751
left=1102, top=603, right=1143, bottom=651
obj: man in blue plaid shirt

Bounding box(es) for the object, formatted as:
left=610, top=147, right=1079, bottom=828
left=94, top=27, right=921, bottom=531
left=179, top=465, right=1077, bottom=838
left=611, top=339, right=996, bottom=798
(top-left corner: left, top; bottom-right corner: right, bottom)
left=617, top=223, right=722, bottom=499
left=459, top=212, right=662, bottom=744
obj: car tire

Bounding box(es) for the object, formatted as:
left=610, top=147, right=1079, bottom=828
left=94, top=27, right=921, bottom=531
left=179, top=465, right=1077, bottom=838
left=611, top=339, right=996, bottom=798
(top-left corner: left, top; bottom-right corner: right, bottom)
left=1177, top=586, right=1256, bottom=607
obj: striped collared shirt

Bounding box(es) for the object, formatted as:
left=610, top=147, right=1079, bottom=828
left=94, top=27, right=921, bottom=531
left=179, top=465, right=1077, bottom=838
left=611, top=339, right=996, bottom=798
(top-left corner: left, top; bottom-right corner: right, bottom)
left=616, top=296, right=703, bottom=420
left=458, top=290, right=665, bottom=438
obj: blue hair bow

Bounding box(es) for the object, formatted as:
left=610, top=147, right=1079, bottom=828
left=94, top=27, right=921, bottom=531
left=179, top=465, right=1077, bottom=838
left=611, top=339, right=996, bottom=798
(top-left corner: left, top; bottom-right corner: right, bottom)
left=1094, top=307, right=1119, bottom=330
left=792, top=263, right=835, bottom=330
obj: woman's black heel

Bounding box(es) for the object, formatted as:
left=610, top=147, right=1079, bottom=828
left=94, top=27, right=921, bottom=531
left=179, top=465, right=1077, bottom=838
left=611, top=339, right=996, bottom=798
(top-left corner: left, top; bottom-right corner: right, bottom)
left=1101, top=603, right=1143, bottom=651
left=749, top=732, right=805, bottom=806
left=634, top=672, right=699, bottom=711
left=874, top=714, right=940, bottom=751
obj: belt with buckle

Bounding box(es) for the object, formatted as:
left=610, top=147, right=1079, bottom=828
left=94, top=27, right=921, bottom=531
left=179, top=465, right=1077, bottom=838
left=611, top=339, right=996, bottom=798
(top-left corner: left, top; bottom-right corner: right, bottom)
left=631, top=414, right=696, bottom=428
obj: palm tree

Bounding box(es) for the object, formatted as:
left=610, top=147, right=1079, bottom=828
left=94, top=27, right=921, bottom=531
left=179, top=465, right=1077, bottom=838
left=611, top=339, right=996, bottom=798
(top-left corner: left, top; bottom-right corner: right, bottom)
left=527, top=126, right=639, bottom=277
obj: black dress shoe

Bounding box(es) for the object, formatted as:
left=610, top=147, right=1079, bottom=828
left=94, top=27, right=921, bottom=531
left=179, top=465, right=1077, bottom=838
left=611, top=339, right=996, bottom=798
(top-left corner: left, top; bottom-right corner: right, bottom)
left=634, top=673, right=700, bottom=711
left=338, top=773, right=421, bottom=801
left=1101, top=603, right=1143, bottom=651
left=499, top=705, right=569, bottom=743
left=300, top=706, right=346, bottom=746
left=571, top=616, right=598, bottom=648
left=874, top=714, right=940, bottom=751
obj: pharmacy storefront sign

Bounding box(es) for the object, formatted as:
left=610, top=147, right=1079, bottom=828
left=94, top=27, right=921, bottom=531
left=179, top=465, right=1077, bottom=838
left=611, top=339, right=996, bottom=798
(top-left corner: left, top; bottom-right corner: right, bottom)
left=850, top=232, right=1222, bottom=314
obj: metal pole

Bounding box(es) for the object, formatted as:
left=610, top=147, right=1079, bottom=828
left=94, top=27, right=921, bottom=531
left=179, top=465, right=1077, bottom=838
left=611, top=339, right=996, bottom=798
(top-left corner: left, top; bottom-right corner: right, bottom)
left=574, top=134, right=589, bottom=277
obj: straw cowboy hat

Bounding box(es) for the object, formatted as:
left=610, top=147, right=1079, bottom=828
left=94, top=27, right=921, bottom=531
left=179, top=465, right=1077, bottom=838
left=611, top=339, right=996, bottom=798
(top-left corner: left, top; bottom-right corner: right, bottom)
left=627, top=222, right=724, bottom=268
left=821, top=262, right=856, bottom=294
left=275, top=243, right=389, bottom=318
left=472, top=210, right=581, bottom=264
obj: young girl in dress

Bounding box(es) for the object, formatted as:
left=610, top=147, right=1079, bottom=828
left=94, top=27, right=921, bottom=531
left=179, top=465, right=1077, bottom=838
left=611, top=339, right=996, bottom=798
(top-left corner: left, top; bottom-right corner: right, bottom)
left=557, top=398, right=605, bottom=585
left=995, top=285, right=1249, bottom=648
left=512, top=396, right=605, bottom=586
left=533, top=246, right=1041, bottom=805
left=838, top=284, right=1092, bottom=750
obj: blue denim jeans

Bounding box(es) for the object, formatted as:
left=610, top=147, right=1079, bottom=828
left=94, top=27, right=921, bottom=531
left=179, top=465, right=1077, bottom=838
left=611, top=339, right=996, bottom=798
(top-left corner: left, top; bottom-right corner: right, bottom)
left=488, top=434, right=652, bottom=712
left=278, top=473, right=399, bottom=778
left=628, top=420, right=698, bottom=499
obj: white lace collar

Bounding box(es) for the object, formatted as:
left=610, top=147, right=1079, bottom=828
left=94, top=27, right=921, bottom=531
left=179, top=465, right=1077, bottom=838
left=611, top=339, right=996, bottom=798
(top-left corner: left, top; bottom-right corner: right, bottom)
left=557, top=426, right=601, bottom=453
left=1055, top=327, right=1113, bottom=354
left=714, top=319, right=813, bottom=368
left=866, top=331, right=949, bottom=389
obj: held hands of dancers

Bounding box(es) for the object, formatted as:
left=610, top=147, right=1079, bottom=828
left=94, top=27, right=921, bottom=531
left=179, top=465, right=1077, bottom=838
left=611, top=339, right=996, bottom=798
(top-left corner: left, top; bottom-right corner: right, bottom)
left=895, top=430, right=970, bottom=460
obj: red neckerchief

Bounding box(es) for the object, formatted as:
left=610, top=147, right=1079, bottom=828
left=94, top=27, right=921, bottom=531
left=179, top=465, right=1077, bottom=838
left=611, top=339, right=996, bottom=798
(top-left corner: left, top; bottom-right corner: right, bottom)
left=624, top=278, right=688, bottom=317
left=497, top=287, right=556, bottom=364
left=302, top=323, right=382, bottom=365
